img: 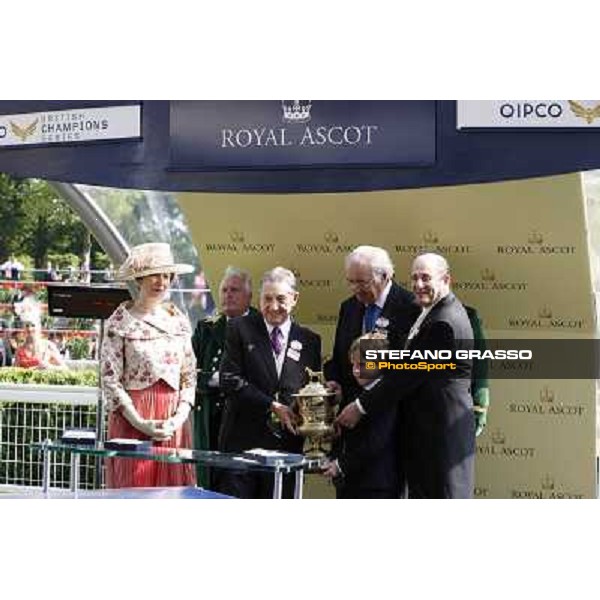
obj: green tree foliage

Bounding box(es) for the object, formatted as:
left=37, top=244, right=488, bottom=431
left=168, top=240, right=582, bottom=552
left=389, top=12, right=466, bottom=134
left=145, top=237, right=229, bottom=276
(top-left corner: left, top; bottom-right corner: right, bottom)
left=0, top=174, right=109, bottom=271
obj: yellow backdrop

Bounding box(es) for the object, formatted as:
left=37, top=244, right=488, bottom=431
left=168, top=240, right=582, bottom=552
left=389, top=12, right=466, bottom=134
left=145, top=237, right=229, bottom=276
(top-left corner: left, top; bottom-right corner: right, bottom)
left=178, top=172, right=597, bottom=499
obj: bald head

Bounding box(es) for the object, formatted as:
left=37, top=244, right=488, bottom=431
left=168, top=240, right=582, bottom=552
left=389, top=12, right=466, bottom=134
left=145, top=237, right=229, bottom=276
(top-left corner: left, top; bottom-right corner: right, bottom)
left=411, top=253, right=451, bottom=308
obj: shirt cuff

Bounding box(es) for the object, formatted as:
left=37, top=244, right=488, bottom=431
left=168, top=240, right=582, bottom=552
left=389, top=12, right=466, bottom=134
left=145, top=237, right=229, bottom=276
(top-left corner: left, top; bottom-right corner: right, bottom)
left=180, top=387, right=196, bottom=407
left=355, top=398, right=366, bottom=415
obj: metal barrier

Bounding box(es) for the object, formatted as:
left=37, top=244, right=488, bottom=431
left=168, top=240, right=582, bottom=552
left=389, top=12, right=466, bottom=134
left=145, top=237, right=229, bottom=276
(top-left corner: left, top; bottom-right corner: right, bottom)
left=0, top=390, right=102, bottom=490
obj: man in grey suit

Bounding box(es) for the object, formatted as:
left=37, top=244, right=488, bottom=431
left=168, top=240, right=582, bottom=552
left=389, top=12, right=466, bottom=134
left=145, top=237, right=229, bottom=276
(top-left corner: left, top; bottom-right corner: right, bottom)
left=336, top=253, right=476, bottom=499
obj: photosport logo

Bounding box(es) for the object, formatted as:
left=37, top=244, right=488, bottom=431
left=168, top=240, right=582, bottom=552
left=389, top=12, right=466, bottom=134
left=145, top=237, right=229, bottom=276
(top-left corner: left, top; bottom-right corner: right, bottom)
left=496, top=230, right=576, bottom=256
left=220, top=100, right=380, bottom=149
left=394, top=231, right=473, bottom=256
left=203, top=231, right=276, bottom=254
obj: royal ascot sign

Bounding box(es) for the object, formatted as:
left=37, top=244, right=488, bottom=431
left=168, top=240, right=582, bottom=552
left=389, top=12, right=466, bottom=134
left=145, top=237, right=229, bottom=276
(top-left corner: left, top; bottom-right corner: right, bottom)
left=0, top=105, right=141, bottom=147
left=169, top=100, right=436, bottom=169
left=457, top=100, right=600, bottom=129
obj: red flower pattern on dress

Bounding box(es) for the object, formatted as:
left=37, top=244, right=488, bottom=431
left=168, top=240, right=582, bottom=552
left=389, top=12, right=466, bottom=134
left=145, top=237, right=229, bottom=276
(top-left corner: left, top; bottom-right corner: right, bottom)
left=100, top=302, right=196, bottom=411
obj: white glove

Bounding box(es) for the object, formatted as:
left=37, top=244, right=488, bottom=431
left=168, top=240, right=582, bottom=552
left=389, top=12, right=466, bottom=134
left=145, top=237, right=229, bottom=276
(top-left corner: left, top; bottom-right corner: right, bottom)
left=160, top=403, right=192, bottom=439
left=120, top=404, right=164, bottom=439
left=208, top=371, right=220, bottom=388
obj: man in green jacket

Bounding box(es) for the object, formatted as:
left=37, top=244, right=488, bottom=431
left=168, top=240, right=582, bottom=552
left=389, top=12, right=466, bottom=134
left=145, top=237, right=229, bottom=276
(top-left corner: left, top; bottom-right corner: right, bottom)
left=191, top=266, right=256, bottom=487
left=465, top=305, right=490, bottom=437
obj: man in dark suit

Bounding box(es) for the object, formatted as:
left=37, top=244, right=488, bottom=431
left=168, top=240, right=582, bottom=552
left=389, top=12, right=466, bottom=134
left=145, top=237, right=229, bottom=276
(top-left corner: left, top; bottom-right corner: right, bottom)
left=219, top=266, right=321, bottom=499
left=336, top=253, right=476, bottom=499
left=324, top=245, right=417, bottom=407
left=191, top=266, right=257, bottom=487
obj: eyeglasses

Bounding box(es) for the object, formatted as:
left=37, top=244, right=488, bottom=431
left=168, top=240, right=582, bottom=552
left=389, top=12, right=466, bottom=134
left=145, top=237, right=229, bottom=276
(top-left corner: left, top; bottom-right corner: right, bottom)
left=345, top=277, right=375, bottom=289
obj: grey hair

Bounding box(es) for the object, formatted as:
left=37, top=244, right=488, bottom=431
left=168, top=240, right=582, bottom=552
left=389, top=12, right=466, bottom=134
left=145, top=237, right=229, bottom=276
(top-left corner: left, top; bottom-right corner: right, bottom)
left=345, top=245, right=395, bottom=279
left=260, top=266, right=297, bottom=293
left=221, top=266, right=253, bottom=295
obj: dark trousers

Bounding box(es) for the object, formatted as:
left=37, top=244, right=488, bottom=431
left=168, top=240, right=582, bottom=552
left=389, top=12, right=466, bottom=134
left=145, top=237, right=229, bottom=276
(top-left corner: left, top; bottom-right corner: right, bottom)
left=215, top=469, right=298, bottom=499
left=335, top=485, right=400, bottom=499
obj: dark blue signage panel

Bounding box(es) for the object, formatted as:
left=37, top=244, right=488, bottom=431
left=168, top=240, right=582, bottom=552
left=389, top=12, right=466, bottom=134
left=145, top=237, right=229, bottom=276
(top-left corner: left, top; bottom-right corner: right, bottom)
left=169, top=100, right=436, bottom=170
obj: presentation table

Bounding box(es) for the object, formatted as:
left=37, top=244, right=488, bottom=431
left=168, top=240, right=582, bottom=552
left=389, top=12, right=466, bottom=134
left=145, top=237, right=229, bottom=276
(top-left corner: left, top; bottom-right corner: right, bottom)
left=29, top=441, right=323, bottom=499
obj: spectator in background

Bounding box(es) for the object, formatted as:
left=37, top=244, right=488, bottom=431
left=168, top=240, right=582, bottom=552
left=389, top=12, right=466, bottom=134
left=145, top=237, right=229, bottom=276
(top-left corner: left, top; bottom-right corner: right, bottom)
left=102, top=263, right=115, bottom=283
left=12, top=285, right=41, bottom=328
left=14, top=320, right=66, bottom=369
left=1, top=255, right=24, bottom=281
left=45, top=261, right=60, bottom=282
left=0, top=322, right=13, bottom=366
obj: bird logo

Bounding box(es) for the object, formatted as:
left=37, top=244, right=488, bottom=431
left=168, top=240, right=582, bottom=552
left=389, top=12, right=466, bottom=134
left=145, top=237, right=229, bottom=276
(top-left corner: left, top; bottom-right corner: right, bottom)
left=568, top=100, right=600, bottom=124
left=10, top=118, right=39, bottom=141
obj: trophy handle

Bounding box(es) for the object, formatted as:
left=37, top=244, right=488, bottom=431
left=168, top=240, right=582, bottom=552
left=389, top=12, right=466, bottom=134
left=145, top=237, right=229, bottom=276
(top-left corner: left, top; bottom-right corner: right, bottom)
left=305, top=366, right=325, bottom=384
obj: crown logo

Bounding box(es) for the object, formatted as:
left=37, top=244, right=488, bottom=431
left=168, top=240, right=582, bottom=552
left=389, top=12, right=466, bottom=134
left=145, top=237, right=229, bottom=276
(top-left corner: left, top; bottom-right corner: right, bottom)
left=324, top=231, right=339, bottom=244
left=10, top=118, right=39, bottom=142
left=541, top=474, right=555, bottom=491
left=229, top=231, right=245, bottom=243
left=527, top=230, right=544, bottom=244
left=491, top=429, right=506, bottom=445
left=281, top=100, right=312, bottom=123
left=422, top=230, right=439, bottom=245
left=538, top=306, right=552, bottom=319
left=568, top=100, right=600, bottom=124
left=481, top=268, right=496, bottom=282
left=539, top=386, right=555, bottom=403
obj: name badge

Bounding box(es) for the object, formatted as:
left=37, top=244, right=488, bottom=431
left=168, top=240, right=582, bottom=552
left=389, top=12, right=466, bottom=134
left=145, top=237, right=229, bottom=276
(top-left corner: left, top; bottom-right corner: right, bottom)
left=287, top=348, right=301, bottom=362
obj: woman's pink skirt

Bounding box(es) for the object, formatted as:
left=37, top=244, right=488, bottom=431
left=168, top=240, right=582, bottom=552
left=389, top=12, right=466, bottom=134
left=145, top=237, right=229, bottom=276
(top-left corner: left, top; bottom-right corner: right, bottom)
left=106, top=380, right=196, bottom=488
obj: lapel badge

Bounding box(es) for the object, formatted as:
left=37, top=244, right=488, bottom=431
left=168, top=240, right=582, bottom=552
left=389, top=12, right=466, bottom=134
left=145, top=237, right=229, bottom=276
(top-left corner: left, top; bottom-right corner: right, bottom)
left=290, top=340, right=303, bottom=351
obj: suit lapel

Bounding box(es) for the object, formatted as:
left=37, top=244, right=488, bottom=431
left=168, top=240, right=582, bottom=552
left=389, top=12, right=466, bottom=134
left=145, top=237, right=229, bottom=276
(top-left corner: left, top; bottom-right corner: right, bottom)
left=280, top=322, right=300, bottom=384
left=249, top=312, right=279, bottom=385
left=349, top=298, right=366, bottom=336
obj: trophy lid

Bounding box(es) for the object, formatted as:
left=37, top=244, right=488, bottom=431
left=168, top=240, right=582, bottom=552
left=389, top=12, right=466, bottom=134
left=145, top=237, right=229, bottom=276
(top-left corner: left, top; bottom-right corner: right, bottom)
left=291, top=368, right=336, bottom=398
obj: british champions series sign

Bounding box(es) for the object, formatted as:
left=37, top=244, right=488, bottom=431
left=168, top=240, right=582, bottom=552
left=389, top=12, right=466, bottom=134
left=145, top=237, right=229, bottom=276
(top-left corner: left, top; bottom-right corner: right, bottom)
left=169, top=100, right=436, bottom=170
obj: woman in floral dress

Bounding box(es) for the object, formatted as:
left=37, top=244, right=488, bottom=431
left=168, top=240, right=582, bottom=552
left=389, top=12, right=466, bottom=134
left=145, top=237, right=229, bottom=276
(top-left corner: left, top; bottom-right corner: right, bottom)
left=101, top=243, right=197, bottom=488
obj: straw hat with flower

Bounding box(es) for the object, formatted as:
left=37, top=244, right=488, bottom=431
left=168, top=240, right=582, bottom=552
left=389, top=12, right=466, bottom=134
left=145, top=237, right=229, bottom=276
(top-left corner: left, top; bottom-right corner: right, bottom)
left=115, top=243, right=193, bottom=281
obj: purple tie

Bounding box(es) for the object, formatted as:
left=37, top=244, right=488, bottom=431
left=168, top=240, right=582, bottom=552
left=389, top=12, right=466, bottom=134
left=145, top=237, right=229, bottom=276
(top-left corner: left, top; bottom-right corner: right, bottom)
left=270, top=326, right=283, bottom=356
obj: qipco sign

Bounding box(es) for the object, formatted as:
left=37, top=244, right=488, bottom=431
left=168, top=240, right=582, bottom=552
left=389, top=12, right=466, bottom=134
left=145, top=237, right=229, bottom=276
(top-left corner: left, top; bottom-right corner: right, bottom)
left=499, top=102, right=563, bottom=120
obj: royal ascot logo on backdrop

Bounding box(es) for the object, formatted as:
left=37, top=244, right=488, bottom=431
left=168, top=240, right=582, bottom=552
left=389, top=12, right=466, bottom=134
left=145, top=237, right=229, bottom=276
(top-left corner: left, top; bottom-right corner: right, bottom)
left=508, top=385, right=585, bottom=417
left=289, top=267, right=332, bottom=290
left=394, top=231, right=473, bottom=255
left=477, top=428, right=535, bottom=459
left=474, top=486, right=490, bottom=498
left=203, top=231, right=275, bottom=254
left=496, top=231, right=576, bottom=255
left=511, top=474, right=583, bottom=499
left=295, top=231, right=354, bottom=255
left=220, top=101, right=380, bottom=149
left=507, top=306, right=584, bottom=329
left=453, top=268, right=528, bottom=293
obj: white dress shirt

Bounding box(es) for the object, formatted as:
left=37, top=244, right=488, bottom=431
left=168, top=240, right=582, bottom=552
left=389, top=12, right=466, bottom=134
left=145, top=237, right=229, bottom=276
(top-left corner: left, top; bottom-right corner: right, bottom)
left=265, top=317, right=292, bottom=378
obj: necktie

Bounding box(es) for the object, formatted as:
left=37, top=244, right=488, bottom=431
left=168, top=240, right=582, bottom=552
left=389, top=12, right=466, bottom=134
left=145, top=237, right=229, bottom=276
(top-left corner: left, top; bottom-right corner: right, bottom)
left=364, top=304, right=382, bottom=332
left=270, top=326, right=283, bottom=355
